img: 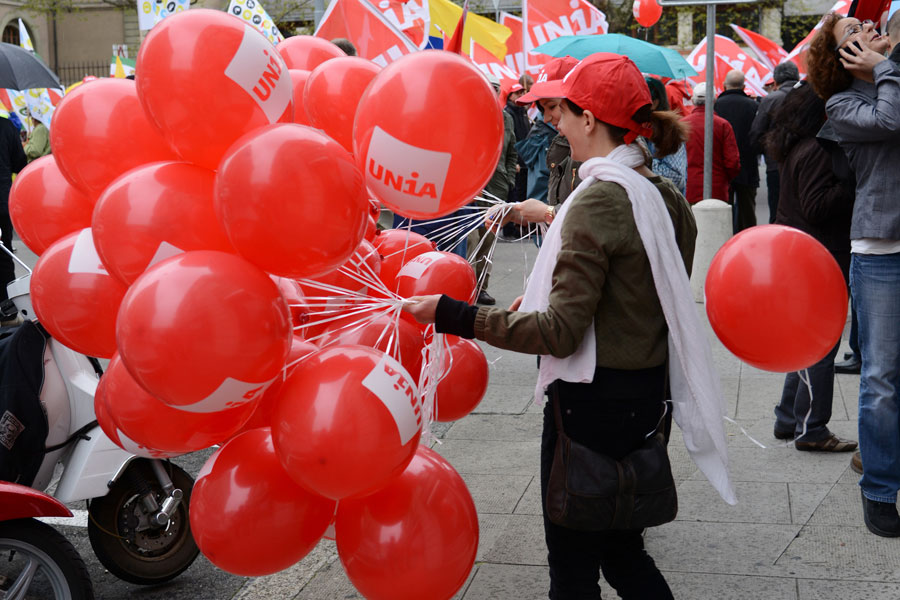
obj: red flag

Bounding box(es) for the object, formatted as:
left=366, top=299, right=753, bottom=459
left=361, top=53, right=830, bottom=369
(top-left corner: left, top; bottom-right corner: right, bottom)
left=469, top=39, right=520, bottom=88
left=782, top=0, right=852, bottom=74
left=376, top=0, right=430, bottom=49
left=314, top=0, right=419, bottom=67
left=729, top=24, right=789, bottom=71
left=849, top=0, right=892, bottom=25
left=687, top=35, right=771, bottom=96
left=525, top=0, right=608, bottom=51
left=444, top=0, right=469, bottom=54
left=499, top=11, right=551, bottom=76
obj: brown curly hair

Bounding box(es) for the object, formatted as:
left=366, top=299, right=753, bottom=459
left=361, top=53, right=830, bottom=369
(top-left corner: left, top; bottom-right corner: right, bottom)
left=806, top=12, right=854, bottom=100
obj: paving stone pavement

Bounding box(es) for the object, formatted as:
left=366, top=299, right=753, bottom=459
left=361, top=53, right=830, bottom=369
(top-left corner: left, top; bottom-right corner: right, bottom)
left=230, top=227, right=896, bottom=600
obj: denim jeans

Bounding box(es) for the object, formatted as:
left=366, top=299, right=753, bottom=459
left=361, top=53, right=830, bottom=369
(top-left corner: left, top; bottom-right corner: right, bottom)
left=540, top=365, right=673, bottom=600
left=851, top=253, right=900, bottom=503
left=774, top=341, right=840, bottom=441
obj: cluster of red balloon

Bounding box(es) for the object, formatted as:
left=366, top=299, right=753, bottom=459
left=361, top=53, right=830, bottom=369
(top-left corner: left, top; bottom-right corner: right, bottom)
left=705, top=225, right=847, bottom=373
left=10, top=8, right=502, bottom=597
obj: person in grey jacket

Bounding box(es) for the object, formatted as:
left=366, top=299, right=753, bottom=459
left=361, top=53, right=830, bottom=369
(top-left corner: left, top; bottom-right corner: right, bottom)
left=749, top=61, right=799, bottom=223
left=807, top=11, right=900, bottom=538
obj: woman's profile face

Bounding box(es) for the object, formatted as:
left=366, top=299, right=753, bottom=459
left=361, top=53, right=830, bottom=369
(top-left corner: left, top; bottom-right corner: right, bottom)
left=539, top=98, right=562, bottom=126
left=558, top=101, right=587, bottom=161
left=834, top=17, right=889, bottom=54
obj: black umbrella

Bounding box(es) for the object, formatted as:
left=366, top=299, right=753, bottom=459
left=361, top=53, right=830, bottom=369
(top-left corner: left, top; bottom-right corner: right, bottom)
left=0, top=43, right=61, bottom=90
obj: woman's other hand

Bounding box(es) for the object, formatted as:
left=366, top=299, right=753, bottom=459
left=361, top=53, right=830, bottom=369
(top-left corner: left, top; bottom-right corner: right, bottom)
left=513, top=199, right=553, bottom=224
left=509, top=295, right=524, bottom=311
left=839, top=37, right=887, bottom=77
left=402, top=295, right=441, bottom=324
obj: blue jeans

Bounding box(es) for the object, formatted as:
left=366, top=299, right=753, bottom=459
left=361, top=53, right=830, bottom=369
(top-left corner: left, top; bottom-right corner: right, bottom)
left=851, top=253, right=900, bottom=503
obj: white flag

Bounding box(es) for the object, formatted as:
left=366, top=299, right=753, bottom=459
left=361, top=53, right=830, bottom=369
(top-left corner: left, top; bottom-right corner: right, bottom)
left=138, top=0, right=189, bottom=31
left=25, top=88, right=55, bottom=128
left=227, top=0, right=284, bottom=45
left=18, top=19, right=34, bottom=53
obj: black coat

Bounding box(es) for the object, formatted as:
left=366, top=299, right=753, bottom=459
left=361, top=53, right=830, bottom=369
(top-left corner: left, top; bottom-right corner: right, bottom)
left=505, top=100, right=530, bottom=143
left=0, top=117, right=25, bottom=202
left=749, top=79, right=799, bottom=171
left=714, top=89, right=759, bottom=187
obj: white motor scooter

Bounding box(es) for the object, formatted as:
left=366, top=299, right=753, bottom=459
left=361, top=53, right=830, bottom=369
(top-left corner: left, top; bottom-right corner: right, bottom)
left=2, top=244, right=199, bottom=586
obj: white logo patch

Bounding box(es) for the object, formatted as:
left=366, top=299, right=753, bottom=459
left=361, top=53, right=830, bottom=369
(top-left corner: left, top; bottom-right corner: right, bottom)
left=67, top=229, right=108, bottom=275
left=224, top=25, right=292, bottom=124
left=396, top=250, right=443, bottom=280
left=174, top=376, right=274, bottom=414
left=360, top=353, right=422, bottom=445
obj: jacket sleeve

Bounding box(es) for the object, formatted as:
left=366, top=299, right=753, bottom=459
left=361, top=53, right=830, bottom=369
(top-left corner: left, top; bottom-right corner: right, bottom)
left=721, top=121, right=741, bottom=181
left=24, top=125, right=47, bottom=161
left=826, top=61, right=900, bottom=142
left=504, top=116, right=518, bottom=192
left=748, top=96, right=772, bottom=153
left=8, top=121, right=26, bottom=174
left=473, top=183, right=625, bottom=358
left=796, top=144, right=854, bottom=225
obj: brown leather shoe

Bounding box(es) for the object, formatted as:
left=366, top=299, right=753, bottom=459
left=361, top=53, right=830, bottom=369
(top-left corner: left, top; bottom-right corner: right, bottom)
left=795, top=433, right=858, bottom=452
left=851, top=450, right=863, bottom=474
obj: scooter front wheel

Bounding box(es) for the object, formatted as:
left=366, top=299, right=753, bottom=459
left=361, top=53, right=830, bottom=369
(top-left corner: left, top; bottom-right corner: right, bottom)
left=87, top=459, right=199, bottom=586
left=0, top=518, right=95, bottom=600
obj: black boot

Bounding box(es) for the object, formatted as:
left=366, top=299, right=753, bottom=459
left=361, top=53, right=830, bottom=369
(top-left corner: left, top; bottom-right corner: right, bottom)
left=861, top=491, right=900, bottom=537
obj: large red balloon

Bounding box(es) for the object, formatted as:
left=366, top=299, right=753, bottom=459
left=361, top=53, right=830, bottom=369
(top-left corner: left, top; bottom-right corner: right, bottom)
left=92, top=162, right=234, bottom=285
left=215, top=123, right=368, bottom=278
left=705, top=225, right=847, bottom=372
left=396, top=250, right=477, bottom=303
left=136, top=9, right=293, bottom=169
left=272, top=345, right=422, bottom=500
left=31, top=229, right=127, bottom=358
left=190, top=428, right=336, bottom=576
left=336, top=446, right=478, bottom=600
left=94, top=388, right=178, bottom=459
left=434, top=335, right=489, bottom=421
left=353, top=51, right=503, bottom=219
left=304, top=57, right=381, bottom=152
left=288, top=69, right=312, bottom=125
left=306, top=239, right=383, bottom=296
left=50, top=78, right=178, bottom=198
left=276, top=35, right=345, bottom=70
left=98, top=354, right=256, bottom=454
left=372, top=229, right=436, bottom=291
left=320, top=314, right=425, bottom=382
left=117, top=250, right=291, bottom=410
left=9, top=156, right=93, bottom=255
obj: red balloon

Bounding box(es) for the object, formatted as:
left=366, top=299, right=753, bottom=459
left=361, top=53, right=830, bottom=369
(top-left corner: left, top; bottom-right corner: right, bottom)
left=634, top=0, right=663, bottom=28
left=216, top=123, right=368, bottom=278
left=31, top=229, right=127, bottom=358
left=434, top=335, right=489, bottom=421
left=304, top=57, right=381, bottom=152
left=276, top=35, right=345, bottom=70
left=99, top=354, right=256, bottom=454
left=50, top=78, right=178, bottom=198
left=396, top=250, right=477, bottom=303
left=93, top=387, right=176, bottom=459
left=373, top=229, right=436, bottom=290
left=117, top=250, right=291, bottom=410
left=320, top=314, right=425, bottom=382
left=92, top=162, right=234, bottom=285
left=9, top=156, right=93, bottom=255
left=307, top=239, right=383, bottom=294
left=136, top=9, right=293, bottom=170
left=237, top=336, right=319, bottom=433
left=363, top=214, right=377, bottom=242
left=705, top=225, right=847, bottom=372
left=289, top=69, right=312, bottom=125
left=190, top=428, right=336, bottom=576
left=353, top=51, right=503, bottom=219
left=336, top=446, right=478, bottom=600
left=271, top=276, right=311, bottom=329
left=272, top=345, right=422, bottom=500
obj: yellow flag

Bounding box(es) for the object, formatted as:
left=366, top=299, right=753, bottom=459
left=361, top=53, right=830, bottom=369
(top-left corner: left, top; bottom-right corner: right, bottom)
left=429, top=0, right=510, bottom=60
left=114, top=56, right=127, bottom=78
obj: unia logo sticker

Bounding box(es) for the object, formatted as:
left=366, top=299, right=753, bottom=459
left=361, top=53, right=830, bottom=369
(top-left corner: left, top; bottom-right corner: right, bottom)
left=224, top=25, right=291, bottom=124
left=177, top=376, right=275, bottom=414
left=365, top=126, right=451, bottom=214
left=397, top=251, right=443, bottom=280
left=68, top=229, right=108, bottom=276
left=361, top=353, right=422, bottom=446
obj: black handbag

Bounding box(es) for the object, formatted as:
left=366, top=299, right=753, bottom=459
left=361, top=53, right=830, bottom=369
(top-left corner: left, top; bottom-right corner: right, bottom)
left=545, top=396, right=678, bottom=531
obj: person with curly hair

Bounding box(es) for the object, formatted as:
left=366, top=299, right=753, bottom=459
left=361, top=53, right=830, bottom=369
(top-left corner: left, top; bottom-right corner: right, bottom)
left=806, top=12, right=900, bottom=538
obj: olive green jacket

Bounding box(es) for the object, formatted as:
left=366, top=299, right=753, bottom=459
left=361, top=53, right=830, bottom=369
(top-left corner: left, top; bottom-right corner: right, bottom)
left=474, top=176, right=697, bottom=370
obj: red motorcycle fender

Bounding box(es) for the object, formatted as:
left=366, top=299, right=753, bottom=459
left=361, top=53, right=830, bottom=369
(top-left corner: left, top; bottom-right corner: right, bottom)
left=0, top=481, right=73, bottom=520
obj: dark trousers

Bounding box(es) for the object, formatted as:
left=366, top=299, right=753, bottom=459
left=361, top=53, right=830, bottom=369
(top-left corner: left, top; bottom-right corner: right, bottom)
left=0, top=203, right=13, bottom=302
left=766, top=170, right=779, bottom=224
left=774, top=341, right=841, bottom=441
left=540, top=365, right=673, bottom=600
left=730, top=183, right=757, bottom=235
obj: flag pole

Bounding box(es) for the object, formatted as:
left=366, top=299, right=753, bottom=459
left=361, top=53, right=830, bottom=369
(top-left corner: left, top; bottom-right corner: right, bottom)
left=522, top=0, right=530, bottom=75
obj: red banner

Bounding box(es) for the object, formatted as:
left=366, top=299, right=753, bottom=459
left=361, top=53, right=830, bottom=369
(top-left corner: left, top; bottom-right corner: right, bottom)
left=315, top=0, right=420, bottom=67
left=729, top=24, right=789, bottom=71
left=469, top=39, right=521, bottom=88
left=687, top=35, right=772, bottom=97
left=376, top=0, right=430, bottom=49
left=499, top=12, right=550, bottom=76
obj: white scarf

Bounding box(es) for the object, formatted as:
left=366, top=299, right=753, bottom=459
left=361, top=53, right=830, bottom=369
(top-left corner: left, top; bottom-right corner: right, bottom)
left=519, top=143, right=736, bottom=505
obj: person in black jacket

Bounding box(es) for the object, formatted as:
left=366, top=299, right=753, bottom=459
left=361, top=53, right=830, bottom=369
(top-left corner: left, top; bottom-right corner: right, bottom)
left=749, top=61, right=800, bottom=223
left=715, top=70, right=759, bottom=234
left=0, top=114, right=27, bottom=303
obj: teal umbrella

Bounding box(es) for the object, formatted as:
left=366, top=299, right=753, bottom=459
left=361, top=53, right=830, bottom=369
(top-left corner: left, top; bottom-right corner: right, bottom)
left=533, top=34, right=698, bottom=79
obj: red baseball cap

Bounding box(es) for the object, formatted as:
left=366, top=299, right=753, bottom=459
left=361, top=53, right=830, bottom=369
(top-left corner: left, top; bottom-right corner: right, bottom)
left=527, top=53, right=653, bottom=143
left=515, top=56, right=579, bottom=105
left=509, top=83, right=524, bottom=93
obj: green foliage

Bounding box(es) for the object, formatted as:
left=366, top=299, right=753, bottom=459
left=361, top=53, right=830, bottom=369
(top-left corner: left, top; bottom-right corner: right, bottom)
left=782, top=14, right=821, bottom=49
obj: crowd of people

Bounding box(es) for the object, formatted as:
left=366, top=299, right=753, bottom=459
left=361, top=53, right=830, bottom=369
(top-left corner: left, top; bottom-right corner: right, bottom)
left=403, top=9, right=900, bottom=597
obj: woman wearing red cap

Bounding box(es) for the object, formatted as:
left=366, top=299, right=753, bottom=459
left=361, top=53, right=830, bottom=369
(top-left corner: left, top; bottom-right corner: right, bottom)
left=405, top=53, right=735, bottom=599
